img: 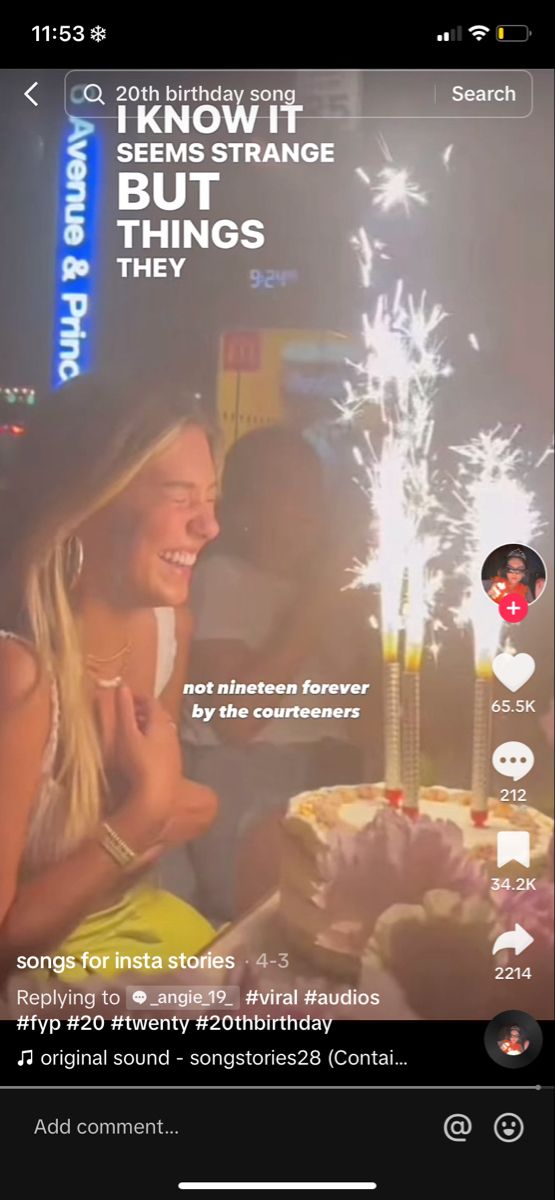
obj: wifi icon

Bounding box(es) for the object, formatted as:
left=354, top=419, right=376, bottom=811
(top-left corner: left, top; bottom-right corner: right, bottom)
left=468, top=24, right=490, bottom=40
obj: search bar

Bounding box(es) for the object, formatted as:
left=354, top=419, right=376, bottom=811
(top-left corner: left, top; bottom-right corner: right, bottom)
left=64, top=69, right=533, bottom=120
left=177, top=1187, right=378, bottom=1192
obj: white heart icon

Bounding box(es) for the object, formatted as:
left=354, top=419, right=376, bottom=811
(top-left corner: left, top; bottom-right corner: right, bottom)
left=492, top=652, right=536, bottom=693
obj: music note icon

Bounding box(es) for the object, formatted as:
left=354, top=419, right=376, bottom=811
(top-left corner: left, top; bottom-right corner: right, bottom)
left=17, top=1049, right=33, bottom=1066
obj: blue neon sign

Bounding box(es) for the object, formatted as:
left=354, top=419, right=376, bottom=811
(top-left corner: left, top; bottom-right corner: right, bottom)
left=52, top=115, right=100, bottom=388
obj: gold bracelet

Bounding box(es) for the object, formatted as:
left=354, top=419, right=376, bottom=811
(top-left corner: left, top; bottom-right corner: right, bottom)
left=97, top=822, right=136, bottom=869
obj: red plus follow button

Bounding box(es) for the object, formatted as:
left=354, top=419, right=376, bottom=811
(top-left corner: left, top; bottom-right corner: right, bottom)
left=499, top=593, right=529, bottom=623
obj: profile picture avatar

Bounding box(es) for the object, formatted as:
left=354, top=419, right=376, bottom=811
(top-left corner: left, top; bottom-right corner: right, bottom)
left=484, top=1010, right=543, bottom=1068
left=481, top=544, right=546, bottom=606
left=497, top=1025, right=530, bottom=1056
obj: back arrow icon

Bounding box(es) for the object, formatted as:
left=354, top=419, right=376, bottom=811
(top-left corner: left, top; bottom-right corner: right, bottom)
left=24, top=82, right=39, bottom=107
left=492, top=923, right=534, bottom=957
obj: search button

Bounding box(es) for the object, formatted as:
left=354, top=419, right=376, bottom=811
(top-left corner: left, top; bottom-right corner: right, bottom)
left=434, top=71, right=532, bottom=117
left=70, top=83, right=105, bottom=106
left=83, top=84, right=105, bottom=105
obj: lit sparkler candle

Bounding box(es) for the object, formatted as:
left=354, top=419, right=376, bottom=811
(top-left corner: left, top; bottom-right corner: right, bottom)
left=402, top=551, right=425, bottom=816
left=384, top=652, right=403, bottom=806
left=471, top=665, right=493, bottom=825
left=450, top=427, right=545, bottom=823
left=348, top=150, right=452, bottom=810
left=354, top=543, right=403, bottom=804
left=465, top=593, right=503, bottom=823
left=403, top=548, right=424, bottom=816
left=351, top=436, right=407, bottom=805
left=401, top=658, right=420, bottom=815
left=401, top=536, right=442, bottom=816
left=374, top=437, right=409, bottom=806
left=346, top=279, right=450, bottom=806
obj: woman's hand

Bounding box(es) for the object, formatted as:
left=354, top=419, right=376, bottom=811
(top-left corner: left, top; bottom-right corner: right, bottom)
left=158, top=780, right=218, bottom=848
left=97, top=688, right=217, bottom=861
left=96, top=687, right=182, bottom=850
left=96, top=780, right=218, bottom=904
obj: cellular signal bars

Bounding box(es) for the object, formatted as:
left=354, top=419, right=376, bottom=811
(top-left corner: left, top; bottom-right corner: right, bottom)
left=437, top=27, right=463, bottom=41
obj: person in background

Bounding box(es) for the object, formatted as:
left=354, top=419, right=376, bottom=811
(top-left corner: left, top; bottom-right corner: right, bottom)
left=164, top=425, right=373, bottom=925
left=0, top=375, right=219, bottom=982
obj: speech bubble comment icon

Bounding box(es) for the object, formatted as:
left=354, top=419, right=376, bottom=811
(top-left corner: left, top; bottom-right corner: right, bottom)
left=492, top=742, right=534, bottom=782
left=497, top=830, right=531, bottom=869
left=132, top=990, right=147, bottom=1005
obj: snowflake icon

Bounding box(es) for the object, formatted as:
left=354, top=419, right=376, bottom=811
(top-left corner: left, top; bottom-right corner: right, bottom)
left=90, top=25, right=107, bottom=42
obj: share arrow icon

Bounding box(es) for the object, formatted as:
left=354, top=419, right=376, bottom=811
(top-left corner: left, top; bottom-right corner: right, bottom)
left=492, top=923, right=535, bottom=957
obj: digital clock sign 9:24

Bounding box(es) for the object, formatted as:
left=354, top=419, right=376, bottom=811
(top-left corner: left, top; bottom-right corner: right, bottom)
left=249, top=269, right=299, bottom=290
left=32, top=26, right=86, bottom=40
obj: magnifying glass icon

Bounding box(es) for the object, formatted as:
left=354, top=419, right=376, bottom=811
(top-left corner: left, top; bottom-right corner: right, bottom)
left=82, top=84, right=105, bottom=105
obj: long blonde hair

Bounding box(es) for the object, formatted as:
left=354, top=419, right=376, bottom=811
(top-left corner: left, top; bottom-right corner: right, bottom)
left=0, top=374, right=211, bottom=864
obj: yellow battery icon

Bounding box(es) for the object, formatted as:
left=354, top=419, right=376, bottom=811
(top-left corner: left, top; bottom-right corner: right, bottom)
left=496, top=25, right=530, bottom=41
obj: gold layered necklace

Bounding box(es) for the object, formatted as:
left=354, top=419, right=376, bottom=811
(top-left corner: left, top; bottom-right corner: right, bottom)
left=86, top=641, right=132, bottom=689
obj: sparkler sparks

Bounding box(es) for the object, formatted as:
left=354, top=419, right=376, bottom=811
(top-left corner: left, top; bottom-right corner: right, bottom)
left=350, top=416, right=445, bottom=810
left=356, top=138, right=428, bottom=215
left=449, top=426, right=545, bottom=670
left=337, top=282, right=452, bottom=423
left=350, top=413, right=446, bottom=670
left=351, top=432, right=409, bottom=660
left=404, top=534, right=444, bottom=671
left=348, top=133, right=547, bottom=818
left=349, top=227, right=390, bottom=289
left=372, top=166, right=428, bottom=214
left=536, top=436, right=554, bottom=468
left=376, top=133, right=394, bottom=163
left=346, top=151, right=451, bottom=662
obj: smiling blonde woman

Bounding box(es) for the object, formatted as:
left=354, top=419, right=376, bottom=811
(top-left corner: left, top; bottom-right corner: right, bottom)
left=0, top=374, right=220, bottom=982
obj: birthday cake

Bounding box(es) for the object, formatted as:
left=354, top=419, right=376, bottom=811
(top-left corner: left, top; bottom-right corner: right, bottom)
left=279, top=784, right=554, bottom=980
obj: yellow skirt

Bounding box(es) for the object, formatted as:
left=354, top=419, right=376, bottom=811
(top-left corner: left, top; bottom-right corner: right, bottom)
left=51, top=886, right=215, bottom=981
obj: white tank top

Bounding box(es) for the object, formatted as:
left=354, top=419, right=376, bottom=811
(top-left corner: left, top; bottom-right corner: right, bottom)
left=0, top=607, right=177, bottom=871
left=153, top=607, right=177, bottom=697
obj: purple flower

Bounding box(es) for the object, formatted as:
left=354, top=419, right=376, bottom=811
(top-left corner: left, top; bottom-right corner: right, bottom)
left=365, top=889, right=499, bottom=1019
left=497, top=880, right=554, bottom=948
left=320, top=807, right=488, bottom=936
